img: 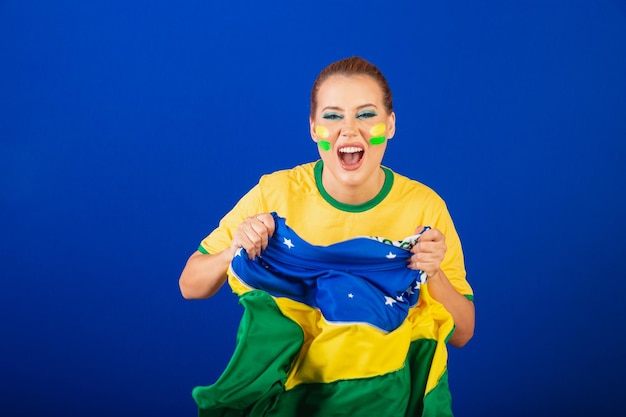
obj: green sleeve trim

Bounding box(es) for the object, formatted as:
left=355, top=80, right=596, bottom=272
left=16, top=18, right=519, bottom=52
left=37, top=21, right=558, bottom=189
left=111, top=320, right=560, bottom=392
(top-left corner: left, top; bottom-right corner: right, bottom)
left=198, top=245, right=209, bottom=255
left=444, top=326, right=456, bottom=344
left=314, top=160, right=394, bottom=212
left=444, top=295, right=472, bottom=343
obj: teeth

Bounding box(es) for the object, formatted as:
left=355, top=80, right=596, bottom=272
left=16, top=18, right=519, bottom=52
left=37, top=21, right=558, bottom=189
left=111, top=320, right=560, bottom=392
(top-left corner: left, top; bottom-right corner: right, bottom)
left=339, top=147, right=363, bottom=153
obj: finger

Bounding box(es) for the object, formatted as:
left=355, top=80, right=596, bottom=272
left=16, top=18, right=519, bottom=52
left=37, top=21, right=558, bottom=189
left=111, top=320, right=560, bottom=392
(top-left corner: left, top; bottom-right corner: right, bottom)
left=243, top=214, right=276, bottom=256
left=232, top=232, right=259, bottom=260
left=248, top=218, right=272, bottom=252
left=414, top=239, right=441, bottom=254
left=244, top=230, right=265, bottom=259
left=419, top=228, right=444, bottom=243
left=408, top=260, right=437, bottom=277
left=407, top=251, right=442, bottom=273
left=406, top=253, right=420, bottom=270
left=254, top=213, right=276, bottom=238
left=407, top=258, right=434, bottom=275
left=413, top=249, right=446, bottom=271
left=233, top=220, right=265, bottom=259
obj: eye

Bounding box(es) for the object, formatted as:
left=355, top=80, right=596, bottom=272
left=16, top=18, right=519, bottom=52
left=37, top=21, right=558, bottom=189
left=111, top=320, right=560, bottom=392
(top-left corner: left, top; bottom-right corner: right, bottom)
left=357, top=110, right=377, bottom=119
left=322, top=112, right=344, bottom=120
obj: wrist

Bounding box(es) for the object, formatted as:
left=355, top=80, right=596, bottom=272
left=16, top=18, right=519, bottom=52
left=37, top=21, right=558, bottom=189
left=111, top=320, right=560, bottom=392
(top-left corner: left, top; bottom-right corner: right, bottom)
left=427, top=268, right=443, bottom=282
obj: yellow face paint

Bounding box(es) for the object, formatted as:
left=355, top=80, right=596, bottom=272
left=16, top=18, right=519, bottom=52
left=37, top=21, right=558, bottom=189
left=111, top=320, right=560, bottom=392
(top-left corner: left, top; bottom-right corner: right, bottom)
left=369, top=122, right=387, bottom=145
left=369, top=123, right=386, bottom=137
left=315, top=125, right=329, bottom=139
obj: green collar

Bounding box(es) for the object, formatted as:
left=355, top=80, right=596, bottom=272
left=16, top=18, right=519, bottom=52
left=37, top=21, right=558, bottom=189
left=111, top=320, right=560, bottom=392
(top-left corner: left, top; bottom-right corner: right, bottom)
left=313, top=160, right=394, bottom=213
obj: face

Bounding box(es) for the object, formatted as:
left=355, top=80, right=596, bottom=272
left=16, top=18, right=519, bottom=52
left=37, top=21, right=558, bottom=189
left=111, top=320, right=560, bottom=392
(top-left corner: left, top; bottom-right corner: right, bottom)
left=310, top=74, right=396, bottom=194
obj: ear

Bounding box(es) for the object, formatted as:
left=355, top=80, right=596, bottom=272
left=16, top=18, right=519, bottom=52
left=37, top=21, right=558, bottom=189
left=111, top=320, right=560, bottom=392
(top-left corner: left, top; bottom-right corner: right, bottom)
left=310, top=117, right=318, bottom=142
left=386, top=112, right=396, bottom=140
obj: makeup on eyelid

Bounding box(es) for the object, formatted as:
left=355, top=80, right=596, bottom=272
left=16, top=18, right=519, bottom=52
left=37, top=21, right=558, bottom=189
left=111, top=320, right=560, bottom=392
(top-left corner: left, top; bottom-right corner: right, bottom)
left=322, top=112, right=342, bottom=120
left=322, top=109, right=377, bottom=121
left=358, top=110, right=377, bottom=119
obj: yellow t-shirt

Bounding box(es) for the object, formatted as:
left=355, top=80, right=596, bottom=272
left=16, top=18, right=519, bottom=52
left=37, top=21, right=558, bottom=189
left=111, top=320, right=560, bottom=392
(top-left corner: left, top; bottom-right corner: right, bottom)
left=200, top=160, right=473, bottom=298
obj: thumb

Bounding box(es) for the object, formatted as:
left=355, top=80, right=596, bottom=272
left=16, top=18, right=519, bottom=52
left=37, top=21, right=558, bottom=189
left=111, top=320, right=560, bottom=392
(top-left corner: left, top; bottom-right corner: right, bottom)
left=414, top=225, right=426, bottom=235
left=256, top=212, right=276, bottom=237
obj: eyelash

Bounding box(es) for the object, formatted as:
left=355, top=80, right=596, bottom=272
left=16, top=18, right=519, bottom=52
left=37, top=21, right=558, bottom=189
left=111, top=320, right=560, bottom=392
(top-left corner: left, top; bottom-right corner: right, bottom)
left=357, top=111, right=377, bottom=119
left=322, top=111, right=377, bottom=120
left=322, top=113, right=343, bottom=120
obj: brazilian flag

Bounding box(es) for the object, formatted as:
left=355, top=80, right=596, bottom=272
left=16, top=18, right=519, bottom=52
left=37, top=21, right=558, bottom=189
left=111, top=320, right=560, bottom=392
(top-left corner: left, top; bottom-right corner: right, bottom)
left=192, top=214, right=456, bottom=416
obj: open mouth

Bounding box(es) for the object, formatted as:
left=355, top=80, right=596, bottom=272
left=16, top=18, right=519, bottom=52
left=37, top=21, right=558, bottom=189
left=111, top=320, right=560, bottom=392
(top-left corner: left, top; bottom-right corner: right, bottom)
left=338, top=146, right=364, bottom=168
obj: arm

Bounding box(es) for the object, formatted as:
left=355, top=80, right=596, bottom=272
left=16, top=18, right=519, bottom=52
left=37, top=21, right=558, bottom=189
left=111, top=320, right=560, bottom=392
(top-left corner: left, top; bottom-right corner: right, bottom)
left=423, top=269, right=475, bottom=347
left=179, top=213, right=276, bottom=299
left=408, top=227, right=475, bottom=347
left=179, top=249, right=233, bottom=299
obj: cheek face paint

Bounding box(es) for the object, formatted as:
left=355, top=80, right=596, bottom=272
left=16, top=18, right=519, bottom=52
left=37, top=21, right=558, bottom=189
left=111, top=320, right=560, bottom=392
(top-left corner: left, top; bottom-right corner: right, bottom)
left=318, top=140, right=331, bottom=151
left=369, top=122, right=387, bottom=145
left=315, top=125, right=329, bottom=139
left=315, top=125, right=331, bottom=151
left=370, top=122, right=386, bottom=136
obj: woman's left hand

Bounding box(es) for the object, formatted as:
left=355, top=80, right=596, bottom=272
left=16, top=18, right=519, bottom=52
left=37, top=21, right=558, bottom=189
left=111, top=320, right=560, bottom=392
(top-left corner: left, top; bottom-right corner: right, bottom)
left=407, top=226, right=447, bottom=278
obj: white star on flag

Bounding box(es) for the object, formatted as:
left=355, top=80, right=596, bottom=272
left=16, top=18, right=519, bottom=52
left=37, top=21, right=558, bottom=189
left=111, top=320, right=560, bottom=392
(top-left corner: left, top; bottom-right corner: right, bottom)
left=348, top=293, right=354, bottom=298
left=385, top=296, right=397, bottom=306
left=282, top=238, right=294, bottom=249
left=385, top=251, right=396, bottom=259
left=235, top=247, right=244, bottom=257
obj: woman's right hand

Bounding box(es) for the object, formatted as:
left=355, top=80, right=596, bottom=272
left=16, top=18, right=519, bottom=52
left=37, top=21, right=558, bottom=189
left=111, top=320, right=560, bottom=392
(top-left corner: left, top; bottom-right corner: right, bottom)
left=230, top=213, right=276, bottom=260
left=179, top=213, right=276, bottom=299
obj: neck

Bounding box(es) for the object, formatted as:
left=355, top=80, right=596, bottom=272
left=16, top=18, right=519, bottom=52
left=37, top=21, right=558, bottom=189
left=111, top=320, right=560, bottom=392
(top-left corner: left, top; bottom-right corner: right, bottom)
left=322, top=167, right=385, bottom=205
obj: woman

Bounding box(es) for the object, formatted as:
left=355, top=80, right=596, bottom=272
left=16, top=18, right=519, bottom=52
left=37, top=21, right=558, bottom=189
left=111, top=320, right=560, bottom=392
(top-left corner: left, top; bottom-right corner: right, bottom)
left=180, top=56, right=475, bottom=416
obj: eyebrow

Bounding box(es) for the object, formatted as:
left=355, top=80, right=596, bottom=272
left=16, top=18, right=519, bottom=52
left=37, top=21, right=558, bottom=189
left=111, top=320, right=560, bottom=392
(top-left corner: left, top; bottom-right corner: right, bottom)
left=321, top=103, right=379, bottom=112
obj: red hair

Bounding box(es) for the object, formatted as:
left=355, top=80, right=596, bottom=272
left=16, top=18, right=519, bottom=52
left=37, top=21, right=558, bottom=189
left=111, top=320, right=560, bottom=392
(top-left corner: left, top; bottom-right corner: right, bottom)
left=310, top=56, right=394, bottom=117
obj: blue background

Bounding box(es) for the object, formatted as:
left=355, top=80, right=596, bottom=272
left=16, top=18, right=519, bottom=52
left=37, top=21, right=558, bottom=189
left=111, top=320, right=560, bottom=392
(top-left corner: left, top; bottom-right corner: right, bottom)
left=1, top=1, right=625, bottom=416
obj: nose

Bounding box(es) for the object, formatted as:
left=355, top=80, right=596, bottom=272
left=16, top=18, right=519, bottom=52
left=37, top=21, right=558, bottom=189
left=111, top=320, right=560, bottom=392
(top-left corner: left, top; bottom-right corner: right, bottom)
left=339, top=119, right=358, bottom=137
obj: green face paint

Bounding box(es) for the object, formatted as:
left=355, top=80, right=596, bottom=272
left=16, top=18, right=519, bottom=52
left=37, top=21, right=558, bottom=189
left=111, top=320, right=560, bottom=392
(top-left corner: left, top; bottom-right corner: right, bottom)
left=318, top=140, right=331, bottom=151
left=369, top=136, right=386, bottom=145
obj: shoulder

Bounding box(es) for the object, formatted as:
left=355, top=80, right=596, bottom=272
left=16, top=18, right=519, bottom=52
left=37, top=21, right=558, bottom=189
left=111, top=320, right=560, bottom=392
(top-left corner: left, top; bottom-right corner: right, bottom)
left=258, top=161, right=317, bottom=191
left=386, top=167, right=447, bottom=207
left=260, top=161, right=317, bottom=179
